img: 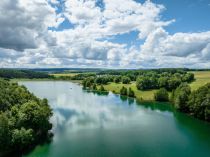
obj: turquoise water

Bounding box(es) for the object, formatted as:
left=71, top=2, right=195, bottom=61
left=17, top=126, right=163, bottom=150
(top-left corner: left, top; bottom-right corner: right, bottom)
left=19, top=81, right=210, bottom=157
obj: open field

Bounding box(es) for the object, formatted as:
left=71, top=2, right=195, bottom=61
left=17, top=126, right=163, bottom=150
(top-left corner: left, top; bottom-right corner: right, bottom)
left=190, top=71, right=210, bottom=90
left=102, top=71, right=210, bottom=101
left=103, top=82, right=157, bottom=101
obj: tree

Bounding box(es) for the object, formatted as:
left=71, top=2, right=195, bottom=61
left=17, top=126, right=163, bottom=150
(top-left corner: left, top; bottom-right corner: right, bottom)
left=92, top=84, right=97, bottom=90
left=0, top=79, right=53, bottom=154
left=0, top=113, right=10, bottom=151
left=99, top=85, right=105, bottom=91
left=172, top=83, right=191, bottom=111
left=120, top=86, right=127, bottom=96
left=158, top=77, right=168, bottom=88
left=188, top=83, right=210, bottom=120
left=11, top=128, right=34, bottom=151
left=114, top=76, right=121, bottom=83
left=154, top=88, right=169, bottom=101
left=182, top=73, right=194, bottom=82
left=136, top=76, right=150, bottom=90
left=128, top=87, right=135, bottom=97
left=167, top=77, right=181, bottom=91
left=121, top=76, right=131, bottom=84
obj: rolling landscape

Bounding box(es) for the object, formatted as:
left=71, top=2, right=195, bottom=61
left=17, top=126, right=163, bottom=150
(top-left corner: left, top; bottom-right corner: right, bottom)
left=0, top=0, right=210, bottom=157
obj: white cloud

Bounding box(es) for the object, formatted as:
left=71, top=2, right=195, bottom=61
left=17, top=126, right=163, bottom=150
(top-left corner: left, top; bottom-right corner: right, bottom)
left=0, top=0, right=210, bottom=68
left=0, top=0, right=60, bottom=51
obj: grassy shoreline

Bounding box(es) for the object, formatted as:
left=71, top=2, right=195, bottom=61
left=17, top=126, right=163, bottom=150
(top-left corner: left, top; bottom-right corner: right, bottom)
left=12, top=71, right=210, bottom=101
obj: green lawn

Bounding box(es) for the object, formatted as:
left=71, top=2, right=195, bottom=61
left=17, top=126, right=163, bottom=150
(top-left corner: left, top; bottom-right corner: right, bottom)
left=102, top=71, right=210, bottom=101
left=103, top=82, right=157, bottom=101
left=190, top=71, right=210, bottom=90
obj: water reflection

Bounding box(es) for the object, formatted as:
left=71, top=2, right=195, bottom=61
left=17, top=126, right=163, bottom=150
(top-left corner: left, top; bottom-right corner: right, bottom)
left=19, top=81, right=210, bottom=157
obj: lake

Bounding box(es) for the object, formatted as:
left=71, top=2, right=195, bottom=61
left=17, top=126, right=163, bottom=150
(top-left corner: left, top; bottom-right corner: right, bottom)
left=19, top=81, right=210, bottom=157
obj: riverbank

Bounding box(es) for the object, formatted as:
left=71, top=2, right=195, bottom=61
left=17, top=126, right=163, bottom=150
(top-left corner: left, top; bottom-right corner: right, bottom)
left=12, top=71, right=210, bottom=102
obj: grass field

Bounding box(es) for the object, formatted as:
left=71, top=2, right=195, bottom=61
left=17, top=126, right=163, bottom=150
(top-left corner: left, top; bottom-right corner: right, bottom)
left=190, top=71, right=210, bottom=90
left=103, top=71, right=210, bottom=101
left=53, top=71, right=210, bottom=101
left=103, top=82, right=157, bottom=101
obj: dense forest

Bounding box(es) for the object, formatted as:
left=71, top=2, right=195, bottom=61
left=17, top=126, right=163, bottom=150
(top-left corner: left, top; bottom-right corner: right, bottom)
left=0, top=79, right=53, bottom=156
left=0, top=69, right=51, bottom=79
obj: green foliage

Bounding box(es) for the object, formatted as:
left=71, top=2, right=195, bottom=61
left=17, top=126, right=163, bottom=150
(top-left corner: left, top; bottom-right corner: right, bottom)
left=114, top=76, right=121, bottom=83
left=0, top=69, right=51, bottom=79
left=92, top=84, right=97, bottom=90
left=167, top=77, right=182, bottom=91
left=172, top=83, right=191, bottom=111
left=136, top=76, right=151, bottom=90
left=158, top=77, right=168, bottom=88
left=11, top=128, right=34, bottom=150
left=154, top=88, right=169, bottom=102
left=188, top=83, right=210, bottom=121
left=128, top=87, right=135, bottom=98
left=120, top=86, right=127, bottom=96
left=0, top=113, right=10, bottom=151
left=99, top=85, right=105, bottom=91
left=121, top=76, right=131, bottom=84
left=0, top=78, right=52, bottom=155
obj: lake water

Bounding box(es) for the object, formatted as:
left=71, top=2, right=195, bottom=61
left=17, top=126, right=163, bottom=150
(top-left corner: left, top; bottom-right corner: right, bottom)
left=19, top=81, right=210, bottom=157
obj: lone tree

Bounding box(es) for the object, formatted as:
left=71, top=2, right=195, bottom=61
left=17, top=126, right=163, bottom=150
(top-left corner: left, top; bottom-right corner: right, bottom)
left=154, top=88, right=169, bottom=101
left=128, top=87, right=135, bottom=97
left=120, top=86, right=127, bottom=96
left=99, top=85, right=105, bottom=91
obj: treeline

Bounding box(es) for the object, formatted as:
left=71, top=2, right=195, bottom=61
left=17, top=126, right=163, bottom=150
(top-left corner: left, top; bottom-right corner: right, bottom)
left=55, top=73, right=96, bottom=81
left=171, top=83, right=210, bottom=121
left=0, top=69, right=51, bottom=79
left=0, top=79, right=53, bottom=156
left=97, top=68, right=189, bottom=77
left=154, top=83, right=210, bottom=122
left=136, top=72, right=194, bottom=91
left=81, top=70, right=194, bottom=90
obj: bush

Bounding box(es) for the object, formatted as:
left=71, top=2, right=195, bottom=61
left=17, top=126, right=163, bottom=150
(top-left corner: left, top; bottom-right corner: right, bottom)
left=92, top=84, right=97, bottom=90
left=99, top=85, right=105, bottom=91
left=114, top=76, right=121, bottom=83
left=120, top=86, right=127, bottom=96
left=172, top=83, right=191, bottom=111
left=188, top=83, right=210, bottom=120
left=154, top=88, right=169, bottom=101
left=121, top=76, right=131, bottom=84
left=128, top=87, right=135, bottom=97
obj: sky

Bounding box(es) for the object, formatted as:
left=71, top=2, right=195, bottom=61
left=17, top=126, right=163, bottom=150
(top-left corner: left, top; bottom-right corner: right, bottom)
left=0, top=0, right=210, bottom=69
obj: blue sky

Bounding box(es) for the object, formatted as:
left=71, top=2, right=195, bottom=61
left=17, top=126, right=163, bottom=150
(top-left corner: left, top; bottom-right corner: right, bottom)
left=54, top=0, right=210, bottom=44
left=0, top=0, right=210, bottom=68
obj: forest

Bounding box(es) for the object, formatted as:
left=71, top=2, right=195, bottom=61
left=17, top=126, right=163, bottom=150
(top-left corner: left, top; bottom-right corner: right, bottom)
left=0, top=69, right=51, bottom=79
left=0, top=78, right=53, bottom=156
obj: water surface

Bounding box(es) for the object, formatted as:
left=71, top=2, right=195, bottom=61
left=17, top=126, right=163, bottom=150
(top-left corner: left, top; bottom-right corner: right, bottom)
left=19, top=81, right=210, bottom=157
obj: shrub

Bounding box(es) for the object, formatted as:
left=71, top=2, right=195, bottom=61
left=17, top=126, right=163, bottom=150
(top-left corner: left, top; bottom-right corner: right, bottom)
left=128, top=87, right=135, bottom=97
left=120, top=86, right=127, bottom=96
left=154, top=88, right=169, bottom=101
left=121, top=76, right=131, bottom=84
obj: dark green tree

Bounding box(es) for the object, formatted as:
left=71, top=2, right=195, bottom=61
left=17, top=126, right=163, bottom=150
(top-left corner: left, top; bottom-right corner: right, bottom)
left=121, top=76, right=131, bottom=84
left=154, top=88, right=169, bottom=101
left=128, top=87, right=135, bottom=97
left=120, top=86, right=127, bottom=96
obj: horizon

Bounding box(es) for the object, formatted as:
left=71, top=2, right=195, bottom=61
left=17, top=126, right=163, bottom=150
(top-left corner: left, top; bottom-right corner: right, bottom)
left=0, top=0, right=210, bottom=68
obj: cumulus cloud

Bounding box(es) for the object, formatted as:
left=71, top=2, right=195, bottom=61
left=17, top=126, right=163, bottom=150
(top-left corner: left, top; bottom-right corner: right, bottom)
left=0, top=0, right=210, bottom=68
left=0, top=0, right=60, bottom=51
